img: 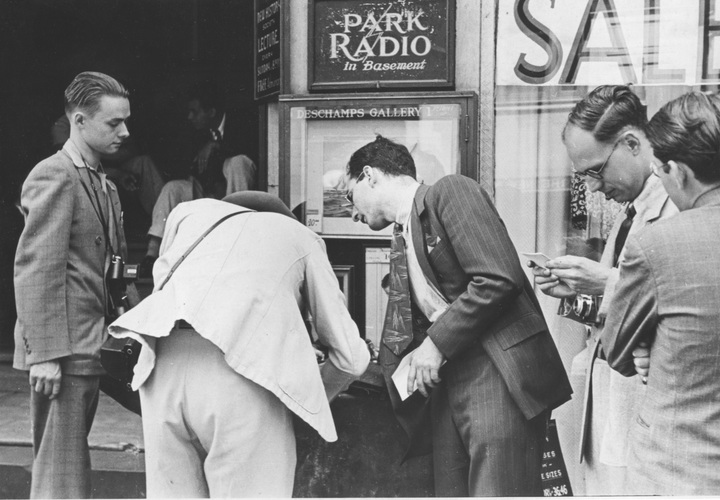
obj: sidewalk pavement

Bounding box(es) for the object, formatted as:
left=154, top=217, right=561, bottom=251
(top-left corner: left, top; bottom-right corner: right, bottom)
left=0, top=360, right=146, bottom=499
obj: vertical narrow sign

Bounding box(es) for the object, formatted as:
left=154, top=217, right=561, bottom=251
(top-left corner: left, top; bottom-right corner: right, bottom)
left=255, top=0, right=282, bottom=100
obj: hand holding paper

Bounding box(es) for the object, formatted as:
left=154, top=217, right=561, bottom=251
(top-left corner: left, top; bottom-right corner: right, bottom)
left=392, top=337, right=446, bottom=399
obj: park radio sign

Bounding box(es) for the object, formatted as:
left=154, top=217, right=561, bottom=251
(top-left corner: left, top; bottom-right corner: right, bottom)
left=309, top=0, right=455, bottom=91
left=497, top=0, right=720, bottom=86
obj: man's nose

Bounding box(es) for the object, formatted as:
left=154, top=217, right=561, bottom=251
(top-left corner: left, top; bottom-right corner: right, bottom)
left=118, top=122, right=130, bottom=138
left=351, top=207, right=360, bottom=222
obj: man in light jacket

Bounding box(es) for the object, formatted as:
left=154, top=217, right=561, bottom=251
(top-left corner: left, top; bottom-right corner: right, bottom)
left=109, top=192, right=370, bottom=497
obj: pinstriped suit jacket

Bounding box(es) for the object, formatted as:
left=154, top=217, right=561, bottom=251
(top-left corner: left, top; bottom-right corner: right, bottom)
left=382, top=175, right=572, bottom=455
left=602, top=187, right=720, bottom=495
left=14, top=148, right=132, bottom=376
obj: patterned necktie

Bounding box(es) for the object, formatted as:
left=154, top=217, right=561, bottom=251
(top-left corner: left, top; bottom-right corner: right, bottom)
left=613, top=204, right=636, bottom=266
left=382, top=223, right=414, bottom=356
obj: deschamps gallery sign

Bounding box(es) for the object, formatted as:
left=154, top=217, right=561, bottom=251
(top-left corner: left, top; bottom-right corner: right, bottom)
left=308, top=0, right=455, bottom=91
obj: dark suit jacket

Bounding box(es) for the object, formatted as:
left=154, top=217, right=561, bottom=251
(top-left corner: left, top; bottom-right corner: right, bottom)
left=381, top=175, right=572, bottom=455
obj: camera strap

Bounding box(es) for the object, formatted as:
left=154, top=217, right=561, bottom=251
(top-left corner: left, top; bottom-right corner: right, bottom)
left=157, top=209, right=254, bottom=291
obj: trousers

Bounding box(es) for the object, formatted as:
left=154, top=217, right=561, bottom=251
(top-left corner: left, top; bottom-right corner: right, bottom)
left=139, top=327, right=295, bottom=498
left=30, top=374, right=100, bottom=499
left=431, top=348, right=546, bottom=497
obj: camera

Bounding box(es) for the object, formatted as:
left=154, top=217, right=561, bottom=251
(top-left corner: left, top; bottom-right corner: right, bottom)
left=106, top=255, right=138, bottom=321
left=558, top=294, right=603, bottom=325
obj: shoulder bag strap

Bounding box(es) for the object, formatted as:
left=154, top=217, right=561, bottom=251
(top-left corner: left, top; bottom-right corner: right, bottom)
left=157, top=209, right=253, bottom=291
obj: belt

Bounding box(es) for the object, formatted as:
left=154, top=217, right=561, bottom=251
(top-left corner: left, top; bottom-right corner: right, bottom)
left=175, top=320, right=194, bottom=330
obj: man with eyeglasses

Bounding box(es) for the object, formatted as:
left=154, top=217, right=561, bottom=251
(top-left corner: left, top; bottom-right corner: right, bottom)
left=601, top=90, right=720, bottom=495
left=529, top=85, right=678, bottom=495
left=345, top=135, right=571, bottom=496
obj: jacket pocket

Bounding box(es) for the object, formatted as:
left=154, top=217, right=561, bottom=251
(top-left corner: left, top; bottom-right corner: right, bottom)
left=496, top=313, right=545, bottom=350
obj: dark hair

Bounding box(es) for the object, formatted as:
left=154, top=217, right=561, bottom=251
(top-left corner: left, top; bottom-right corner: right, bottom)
left=64, top=71, right=129, bottom=116
left=647, top=91, right=720, bottom=184
left=347, top=135, right=416, bottom=179
left=188, top=81, right=225, bottom=115
left=563, top=85, right=647, bottom=143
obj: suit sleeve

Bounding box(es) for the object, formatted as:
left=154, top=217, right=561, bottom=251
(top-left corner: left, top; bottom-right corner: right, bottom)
left=304, top=238, right=370, bottom=401
left=427, top=176, right=526, bottom=358
left=601, top=235, right=658, bottom=377
left=14, top=162, right=75, bottom=364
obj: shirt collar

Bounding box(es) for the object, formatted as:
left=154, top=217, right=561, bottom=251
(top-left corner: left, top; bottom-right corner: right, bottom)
left=633, top=173, right=670, bottom=223
left=62, top=139, right=101, bottom=172
left=692, top=184, right=720, bottom=209
left=396, top=183, right=421, bottom=229
left=217, top=113, right=226, bottom=138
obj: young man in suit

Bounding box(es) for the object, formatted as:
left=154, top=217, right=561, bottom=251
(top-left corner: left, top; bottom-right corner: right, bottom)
left=141, top=81, right=258, bottom=275
left=602, top=91, right=720, bottom=495
left=14, top=71, right=136, bottom=498
left=530, top=85, right=678, bottom=494
left=345, top=135, right=572, bottom=496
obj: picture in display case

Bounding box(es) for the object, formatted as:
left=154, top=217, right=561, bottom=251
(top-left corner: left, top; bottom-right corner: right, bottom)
left=280, top=93, right=476, bottom=237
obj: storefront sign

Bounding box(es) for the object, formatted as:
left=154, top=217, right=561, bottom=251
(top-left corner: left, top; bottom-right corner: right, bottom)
left=308, top=0, right=455, bottom=91
left=497, top=0, right=720, bottom=86
left=292, top=104, right=459, bottom=120
left=254, top=0, right=283, bottom=100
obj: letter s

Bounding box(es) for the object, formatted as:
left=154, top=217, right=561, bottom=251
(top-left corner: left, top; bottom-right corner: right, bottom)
left=513, top=0, right=563, bottom=84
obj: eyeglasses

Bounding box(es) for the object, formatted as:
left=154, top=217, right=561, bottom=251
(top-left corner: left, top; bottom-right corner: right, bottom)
left=650, top=161, right=668, bottom=177
left=573, top=137, right=623, bottom=180
left=345, top=171, right=366, bottom=205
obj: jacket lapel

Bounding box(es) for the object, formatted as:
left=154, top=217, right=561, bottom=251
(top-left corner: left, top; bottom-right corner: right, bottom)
left=410, top=184, right=442, bottom=293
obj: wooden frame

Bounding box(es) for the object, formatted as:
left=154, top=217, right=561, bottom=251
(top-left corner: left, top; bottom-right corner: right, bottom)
left=307, top=0, right=456, bottom=92
left=278, top=91, right=477, bottom=237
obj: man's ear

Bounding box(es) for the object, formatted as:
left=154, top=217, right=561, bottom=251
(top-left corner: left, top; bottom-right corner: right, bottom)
left=363, top=165, right=374, bottom=183
left=72, top=111, right=85, bottom=128
left=666, top=160, right=688, bottom=189
left=624, top=132, right=641, bottom=155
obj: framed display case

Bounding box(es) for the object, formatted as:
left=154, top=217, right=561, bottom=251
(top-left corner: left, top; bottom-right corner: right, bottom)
left=279, top=92, right=477, bottom=238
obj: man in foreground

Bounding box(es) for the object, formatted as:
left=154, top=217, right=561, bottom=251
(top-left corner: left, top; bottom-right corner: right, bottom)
left=345, top=135, right=571, bottom=496
left=109, top=192, right=370, bottom=497
left=14, top=71, right=136, bottom=498
left=602, top=91, right=720, bottom=495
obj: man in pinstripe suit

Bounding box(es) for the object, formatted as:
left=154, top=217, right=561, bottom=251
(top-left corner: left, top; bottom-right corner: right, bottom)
left=14, top=72, right=136, bottom=498
left=346, top=136, right=572, bottom=496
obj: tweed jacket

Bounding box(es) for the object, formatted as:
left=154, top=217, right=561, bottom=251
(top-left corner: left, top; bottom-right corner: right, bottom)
left=14, top=143, right=131, bottom=375
left=381, top=175, right=572, bottom=452
left=602, top=187, right=720, bottom=495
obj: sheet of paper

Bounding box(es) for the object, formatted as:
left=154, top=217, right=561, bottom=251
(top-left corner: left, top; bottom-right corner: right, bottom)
left=521, top=252, right=551, bottom=270
left=391, top=349, right=447, bottom=401
left=391, top=350, right=416, bottom=401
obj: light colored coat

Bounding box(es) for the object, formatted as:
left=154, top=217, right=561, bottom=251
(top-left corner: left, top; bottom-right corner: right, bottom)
left=602, top=187, right=720, bottom=495
left=109, top=198, right=370, bottom=442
